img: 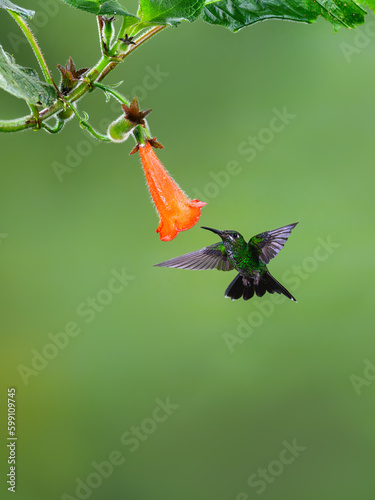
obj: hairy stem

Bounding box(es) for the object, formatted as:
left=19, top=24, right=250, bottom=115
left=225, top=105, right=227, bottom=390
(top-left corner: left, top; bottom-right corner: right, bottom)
left=65, top=101, right=111, bottom=141
left=100, top=25, right=166, bottom=80
left=0, top=25, right=166, bottom=133
left=42, top=119, right=64, bottom=134
left=92, top=82, right=130, bottom=106
left=28, top=103, right=40, bottom=127
left=8, top=11, right=55, bottom=86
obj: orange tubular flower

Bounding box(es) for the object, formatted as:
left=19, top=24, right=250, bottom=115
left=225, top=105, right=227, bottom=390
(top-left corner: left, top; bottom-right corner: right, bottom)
left=138, top=141, right=206, bottom=241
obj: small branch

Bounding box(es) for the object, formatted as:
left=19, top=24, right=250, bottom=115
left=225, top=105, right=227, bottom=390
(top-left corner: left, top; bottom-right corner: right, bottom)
left=0, top=115, right=34, bottom=132
left=0, top=25, right=167, bottom=133
left=42, top=119, right=64, bottom=134
left=123, top=26, right=166, bottom=60
left=98, top=26, right=167, bottom=81
left=65, top=102, right=111, bottom=142
left=0, top=57, right=111, bottom=132
left=27, top=103, right=41, bottom=129
left=8, top=11, right=55, bottom=86
left=92, top=82, right=130, bottom=106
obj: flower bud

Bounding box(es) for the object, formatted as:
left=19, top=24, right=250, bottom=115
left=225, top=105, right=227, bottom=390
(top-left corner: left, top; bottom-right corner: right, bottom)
left=107, top=116, right=135, bottom=143
left=102, top=17, right=115, bottom=51
left=57, top=106, right=74, bottom=122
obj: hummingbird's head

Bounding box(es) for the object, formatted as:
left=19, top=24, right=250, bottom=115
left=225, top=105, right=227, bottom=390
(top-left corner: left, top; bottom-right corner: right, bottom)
left=201, top=227, right=245, bottom=246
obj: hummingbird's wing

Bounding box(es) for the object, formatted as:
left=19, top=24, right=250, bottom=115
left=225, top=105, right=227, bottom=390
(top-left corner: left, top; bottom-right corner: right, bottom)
left=249, top=223, right=298, bottom=264
left=154, top=243, right=234, bottom=271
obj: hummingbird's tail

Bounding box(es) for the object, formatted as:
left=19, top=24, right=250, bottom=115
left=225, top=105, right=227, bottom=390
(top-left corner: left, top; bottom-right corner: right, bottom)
left=225, top=272, right=297, bottom=302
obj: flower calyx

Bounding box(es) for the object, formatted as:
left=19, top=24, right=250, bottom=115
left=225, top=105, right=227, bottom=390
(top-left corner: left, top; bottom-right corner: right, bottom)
left=98, top=16, right=116, bottom=53
left=130, top=136, right=164, bottom=155
left=122, top=97, right=152, bottom=126
left=119, top=34, right=136, bottom=46
left=56, top=57, right=89, bottom=95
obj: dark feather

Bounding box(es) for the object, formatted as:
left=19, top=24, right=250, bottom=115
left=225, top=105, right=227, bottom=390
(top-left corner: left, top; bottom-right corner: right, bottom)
left=225, top=272, right=296, bottom=302
left=154, top=243, right=234, bottom=271
left=249, top=223, right=298, bottom=264
left=242, top=282, right=255, bottom=301
left=264, top=272, right=297, bottom=301
left=255, top=279, right=266, bottom=297
left=225, top=274, right=245, bottom=300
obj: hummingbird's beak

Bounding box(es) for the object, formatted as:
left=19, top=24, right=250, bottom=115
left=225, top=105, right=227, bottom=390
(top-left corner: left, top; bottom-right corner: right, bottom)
left=201, top=226, right=223, bottom=237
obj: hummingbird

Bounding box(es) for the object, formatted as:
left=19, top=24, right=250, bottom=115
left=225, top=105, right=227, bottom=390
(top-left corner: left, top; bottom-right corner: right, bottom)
left=155, top=223, right=298, bottom=301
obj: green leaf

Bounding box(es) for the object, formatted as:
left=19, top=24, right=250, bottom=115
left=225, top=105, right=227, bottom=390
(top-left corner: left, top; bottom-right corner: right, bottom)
left=61, top=0, right=139, bottom=17
left=0, top=45, right=57, bottom=106
left=0, top=0, right=34, bottom=19
left=358, top=0, right=375, bottom=12
left=98, top=0, right=137, bottom=16
left=138, top=0, right=206, bottom=27
left=201, top=0, right=366, bottom=32
left=315, top=0, right=366, bottom=27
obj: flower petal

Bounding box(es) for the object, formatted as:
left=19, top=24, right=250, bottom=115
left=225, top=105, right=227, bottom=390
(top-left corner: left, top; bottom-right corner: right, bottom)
left=138, top=142, right=206, bottom=241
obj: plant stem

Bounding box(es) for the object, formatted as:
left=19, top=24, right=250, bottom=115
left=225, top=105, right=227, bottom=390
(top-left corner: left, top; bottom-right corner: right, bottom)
left=42, top=119, right=64, bottom=134
left=133, top=124, right=147, bottom=145
left=0, top=56, right=110, bottom=132
left=0, top=25, right=166, bottom=133
left=100, top=25, right=166, bottom=81
left=65, top=102, right=111, bottom=142
left=28, top=103, right=40, bottom=128
left=124, top=25, right=166, bottom=58
left=8, top=11, right=55, bottom=86
left=92, top=82, right=130, bottom=106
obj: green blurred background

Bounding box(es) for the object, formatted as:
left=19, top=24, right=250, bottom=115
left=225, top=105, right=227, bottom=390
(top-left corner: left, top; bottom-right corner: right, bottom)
left=1, top=1, right=375, bottom=499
